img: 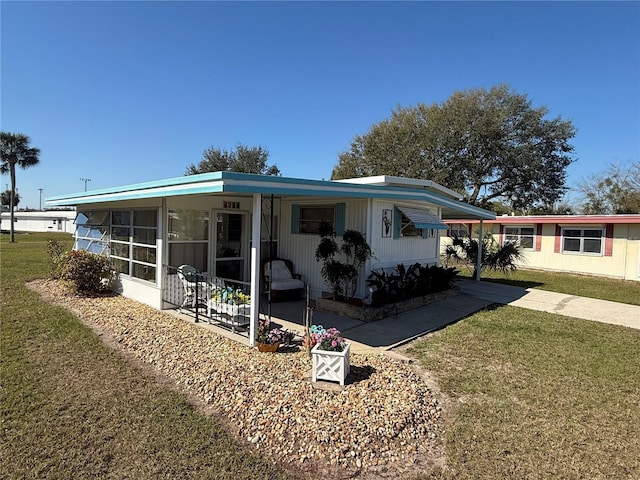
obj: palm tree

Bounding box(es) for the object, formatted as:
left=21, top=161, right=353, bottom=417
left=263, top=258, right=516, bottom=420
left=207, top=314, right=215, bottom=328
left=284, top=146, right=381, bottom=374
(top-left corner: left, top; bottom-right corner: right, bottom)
left=444, top=233, right=525, bottom=280
left=1, top=133, right=41, bottom=242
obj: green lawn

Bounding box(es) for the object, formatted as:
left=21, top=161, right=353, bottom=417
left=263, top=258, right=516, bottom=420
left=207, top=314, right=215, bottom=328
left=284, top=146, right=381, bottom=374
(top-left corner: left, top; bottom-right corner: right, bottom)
left=407, top=305, right=640, bottom=479
left=455, top=267, right=640, bottom=305
left=3, top=233, right=639, bottom=479
left=1, top=233, right=296, bottom=479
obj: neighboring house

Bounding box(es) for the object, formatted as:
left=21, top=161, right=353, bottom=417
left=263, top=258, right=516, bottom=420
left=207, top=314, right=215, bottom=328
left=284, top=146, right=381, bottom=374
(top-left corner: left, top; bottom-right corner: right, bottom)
left=46, top=172, right=495, bottom=345
left=0, top=210, right=76, bottom=234
left=442, top=215, right=640, bottom=282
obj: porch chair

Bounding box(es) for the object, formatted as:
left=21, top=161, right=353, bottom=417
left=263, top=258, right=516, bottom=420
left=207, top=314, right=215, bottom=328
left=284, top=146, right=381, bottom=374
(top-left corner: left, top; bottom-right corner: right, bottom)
left=177, top=264, right=208, bottom=313
left=263, top=258, right=305, bottom=302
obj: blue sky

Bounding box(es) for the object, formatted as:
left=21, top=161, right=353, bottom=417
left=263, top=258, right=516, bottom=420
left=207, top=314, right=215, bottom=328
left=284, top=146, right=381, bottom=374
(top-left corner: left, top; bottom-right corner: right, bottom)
left=2, top=1, right=639, bottom=210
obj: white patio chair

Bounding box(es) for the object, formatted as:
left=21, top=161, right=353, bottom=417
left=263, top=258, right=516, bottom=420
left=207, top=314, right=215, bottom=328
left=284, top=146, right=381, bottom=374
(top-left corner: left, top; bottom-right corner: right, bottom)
left=177, top=264, right=208, bottom=313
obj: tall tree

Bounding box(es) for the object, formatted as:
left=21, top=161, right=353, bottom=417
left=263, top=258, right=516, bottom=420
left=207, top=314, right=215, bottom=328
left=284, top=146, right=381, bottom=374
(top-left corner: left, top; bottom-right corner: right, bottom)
left=0, top=190, right=20, bottom=209
left=332, top=85, right=576, bottom=210
left=578, top=161, right=640, bottom=214
left=1, top=132, right=40, bottom=242
left=186, top=145, right=280, bottom=176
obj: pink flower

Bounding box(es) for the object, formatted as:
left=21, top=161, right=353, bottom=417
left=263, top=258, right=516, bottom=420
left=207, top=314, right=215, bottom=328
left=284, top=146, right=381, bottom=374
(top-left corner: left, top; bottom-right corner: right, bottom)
left=332, top=340, right=337, bottom=348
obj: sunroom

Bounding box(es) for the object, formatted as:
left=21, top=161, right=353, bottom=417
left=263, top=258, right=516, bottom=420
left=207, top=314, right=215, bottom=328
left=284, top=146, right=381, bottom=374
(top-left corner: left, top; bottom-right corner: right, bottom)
left=47, top=172, right=495, bottom=346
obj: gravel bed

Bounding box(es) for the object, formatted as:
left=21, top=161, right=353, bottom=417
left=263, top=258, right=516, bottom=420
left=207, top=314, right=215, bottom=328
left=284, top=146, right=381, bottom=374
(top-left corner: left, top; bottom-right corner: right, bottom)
left=31, top=279, right=444, bottom=478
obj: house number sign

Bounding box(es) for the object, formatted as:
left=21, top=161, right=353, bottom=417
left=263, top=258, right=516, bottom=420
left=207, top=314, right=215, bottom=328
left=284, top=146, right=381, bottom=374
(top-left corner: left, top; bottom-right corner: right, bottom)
left=223, top=201, right=241, bottom=209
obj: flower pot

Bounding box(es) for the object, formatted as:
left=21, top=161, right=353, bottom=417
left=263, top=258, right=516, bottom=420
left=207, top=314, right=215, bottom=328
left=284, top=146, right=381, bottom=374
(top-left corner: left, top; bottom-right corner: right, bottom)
left=312, top=342, right=351, bottom=386
left=257, top=342, right=280, bottom=353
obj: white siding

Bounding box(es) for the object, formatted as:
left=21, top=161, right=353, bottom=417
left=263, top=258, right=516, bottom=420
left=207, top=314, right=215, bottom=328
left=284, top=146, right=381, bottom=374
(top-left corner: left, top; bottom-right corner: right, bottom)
left=279, top=198, right=368, bottom=298
left=279, top=198, right=443, bottom=298
left=369, top=200, right=440, bottom=270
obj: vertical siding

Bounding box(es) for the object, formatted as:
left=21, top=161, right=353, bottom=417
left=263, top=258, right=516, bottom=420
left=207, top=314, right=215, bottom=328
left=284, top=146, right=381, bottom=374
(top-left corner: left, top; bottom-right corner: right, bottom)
left=369, top=200, right=440, bottom=270
left=279, top=198, right=368, bottom=298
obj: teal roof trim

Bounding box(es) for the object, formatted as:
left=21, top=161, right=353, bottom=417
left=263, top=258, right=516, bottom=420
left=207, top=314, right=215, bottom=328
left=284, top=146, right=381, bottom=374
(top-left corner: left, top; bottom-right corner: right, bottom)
left=46, top=171, right=495, bottom=220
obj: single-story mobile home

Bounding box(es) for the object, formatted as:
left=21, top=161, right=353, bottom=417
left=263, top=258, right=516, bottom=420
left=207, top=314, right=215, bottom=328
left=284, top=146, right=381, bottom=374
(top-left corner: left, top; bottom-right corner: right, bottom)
left=442, top=215, right=640, bottom=282
left=0, top=210, right=76, bottom=234
left=47, top=172, right=495, bottom=345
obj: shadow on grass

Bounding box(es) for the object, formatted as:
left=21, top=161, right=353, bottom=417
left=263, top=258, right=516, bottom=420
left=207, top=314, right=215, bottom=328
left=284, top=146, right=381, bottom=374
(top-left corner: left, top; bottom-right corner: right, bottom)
left=481, top=277, right=544, bottom=289
left=455, top=275, right=544, bottom=290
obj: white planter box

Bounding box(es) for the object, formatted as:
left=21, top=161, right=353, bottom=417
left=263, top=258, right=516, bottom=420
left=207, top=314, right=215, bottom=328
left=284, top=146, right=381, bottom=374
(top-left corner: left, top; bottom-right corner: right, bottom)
left=312, top=342, right=351, bottom=387
left=207, top=301, right=250, bottom=331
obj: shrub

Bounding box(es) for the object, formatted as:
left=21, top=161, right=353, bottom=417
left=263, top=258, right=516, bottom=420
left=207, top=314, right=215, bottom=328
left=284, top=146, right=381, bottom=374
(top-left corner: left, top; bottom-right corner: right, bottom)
left=46, top=239, right=68, bottom=279
left=444, top=233, right=525, bottom=279
left=58, top=250, right=116, bottom=294
left=367, top=263, right=459, bottom=306
left=314, top=222, right=373, bottom=300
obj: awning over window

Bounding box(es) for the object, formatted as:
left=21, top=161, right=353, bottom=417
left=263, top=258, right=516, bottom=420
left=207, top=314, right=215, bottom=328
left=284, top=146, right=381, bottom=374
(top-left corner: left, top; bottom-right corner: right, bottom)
left=397, top=207, right=448, bottom=229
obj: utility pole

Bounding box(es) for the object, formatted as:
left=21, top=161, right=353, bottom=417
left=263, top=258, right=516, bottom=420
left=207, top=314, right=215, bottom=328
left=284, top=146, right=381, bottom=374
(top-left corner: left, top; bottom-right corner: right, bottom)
left=38, top=188, right=43, bottom=211
left=80, top=178, right=91, bottom=192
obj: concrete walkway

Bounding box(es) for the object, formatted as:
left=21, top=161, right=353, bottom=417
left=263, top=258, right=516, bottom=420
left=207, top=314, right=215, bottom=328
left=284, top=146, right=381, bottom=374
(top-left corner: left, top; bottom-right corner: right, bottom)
left=274, top=280, right=640, bottom=354
left=458, top=279, right=640, bottom=331
left=179, top=281, right=639, bottom=355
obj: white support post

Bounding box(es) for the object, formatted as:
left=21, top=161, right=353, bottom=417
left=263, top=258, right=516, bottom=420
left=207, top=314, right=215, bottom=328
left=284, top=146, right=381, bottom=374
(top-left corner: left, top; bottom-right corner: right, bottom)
left=475, top=219, right=483, bottom=281
left=249, top=193, right=262, bottom=347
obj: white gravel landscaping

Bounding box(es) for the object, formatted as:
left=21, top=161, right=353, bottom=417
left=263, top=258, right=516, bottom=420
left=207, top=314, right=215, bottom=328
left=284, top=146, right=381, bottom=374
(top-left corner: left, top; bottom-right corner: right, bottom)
left=31, top=279, right=445, bottom=478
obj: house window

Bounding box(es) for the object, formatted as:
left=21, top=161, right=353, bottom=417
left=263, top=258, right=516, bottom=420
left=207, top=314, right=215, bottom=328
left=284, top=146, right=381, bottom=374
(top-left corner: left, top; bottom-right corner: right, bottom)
left=298, top=206, right=335, bottom=234
left=448, top=223, right=469, bottom=237
left=109, top=209, right=158, bottom=281
left=504, top=226, right=535, bottom=250
left=292, top=203, right=345, bottom=235
left=399, top=211, right=421, bottom=237
left=561, top=228, right=603, bottom=255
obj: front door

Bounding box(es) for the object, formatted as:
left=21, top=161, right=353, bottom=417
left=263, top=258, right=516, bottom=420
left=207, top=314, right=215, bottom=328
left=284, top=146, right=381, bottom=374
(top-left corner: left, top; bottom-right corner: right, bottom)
left=214, top=212, right=247, bottom=281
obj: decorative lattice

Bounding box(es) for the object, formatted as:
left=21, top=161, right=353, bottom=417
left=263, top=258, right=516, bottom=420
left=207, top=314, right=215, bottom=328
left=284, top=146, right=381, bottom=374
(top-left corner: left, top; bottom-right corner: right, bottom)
left=312, top=344, right=351, bottom=387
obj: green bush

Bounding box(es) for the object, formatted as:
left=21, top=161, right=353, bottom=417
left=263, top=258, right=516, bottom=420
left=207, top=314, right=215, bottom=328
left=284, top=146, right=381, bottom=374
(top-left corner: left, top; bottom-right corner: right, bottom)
left=367, top=263, right=459, bottom=306
left=46, top=239, right=69, bottom=279
left=58, top=250, right=116, bottom=294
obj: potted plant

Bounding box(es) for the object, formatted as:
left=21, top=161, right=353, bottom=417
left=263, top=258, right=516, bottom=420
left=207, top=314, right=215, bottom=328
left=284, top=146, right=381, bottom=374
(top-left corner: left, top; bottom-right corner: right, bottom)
left=256, top=318, right=288, bottom=352
left=311, top=326, right=351, bottom=386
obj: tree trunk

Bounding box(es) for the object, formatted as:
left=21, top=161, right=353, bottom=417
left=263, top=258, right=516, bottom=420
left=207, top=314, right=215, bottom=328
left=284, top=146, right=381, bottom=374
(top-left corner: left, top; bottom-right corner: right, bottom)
left=9, top=163, right=16, bottom=243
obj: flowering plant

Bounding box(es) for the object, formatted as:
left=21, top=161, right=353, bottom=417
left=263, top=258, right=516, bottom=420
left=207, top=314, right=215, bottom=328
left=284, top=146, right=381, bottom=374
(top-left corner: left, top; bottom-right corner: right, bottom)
left=303, top=324, right=325, bottom=349
left=315, top=326, right=346, bottom=352
left=257, top=318, right=291, bottom=345
left=212, top=286, right=250, bottom=305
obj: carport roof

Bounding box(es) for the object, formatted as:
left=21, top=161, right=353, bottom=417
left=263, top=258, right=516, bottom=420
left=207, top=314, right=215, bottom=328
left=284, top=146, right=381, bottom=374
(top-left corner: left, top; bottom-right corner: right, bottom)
left=46, top=171, right=495, bottom=221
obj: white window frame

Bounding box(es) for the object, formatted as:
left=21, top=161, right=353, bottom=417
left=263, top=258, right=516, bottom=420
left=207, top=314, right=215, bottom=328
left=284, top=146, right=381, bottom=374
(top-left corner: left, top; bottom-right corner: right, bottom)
left=167, top=208, right=210, bottom=272
left=503, top=225, right=535, bottom=250
left=109, top=209, right=158, bottom=282
left=561, top=227, right=604, bottom=256
left=399, top=211, right=422, bottom=237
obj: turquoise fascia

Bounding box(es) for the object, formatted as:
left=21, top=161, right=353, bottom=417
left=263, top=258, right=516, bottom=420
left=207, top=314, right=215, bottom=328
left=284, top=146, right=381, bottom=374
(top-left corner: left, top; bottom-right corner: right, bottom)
left=45, top=171, right=495, bottom=220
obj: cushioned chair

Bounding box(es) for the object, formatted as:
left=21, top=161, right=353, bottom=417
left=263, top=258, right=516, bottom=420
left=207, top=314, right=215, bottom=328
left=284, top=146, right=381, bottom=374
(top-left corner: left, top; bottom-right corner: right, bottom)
left=263, top=258, right=304, bottom=302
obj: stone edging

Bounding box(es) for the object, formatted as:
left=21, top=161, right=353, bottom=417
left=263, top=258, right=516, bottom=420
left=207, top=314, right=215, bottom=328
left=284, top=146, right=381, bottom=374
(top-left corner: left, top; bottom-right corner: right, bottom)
left=315, top=287, right=460, bottom=322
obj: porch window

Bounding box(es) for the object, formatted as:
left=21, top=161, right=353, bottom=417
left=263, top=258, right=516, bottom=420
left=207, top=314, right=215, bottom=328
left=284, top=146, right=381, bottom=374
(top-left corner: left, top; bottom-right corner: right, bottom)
left=110, top=209, right=158, bottom=281
left=504, top=226, right=535, bottom=250
left=74, top=210, right=109, bottom=255
left=168, top=209, right=209, bottom=272
left=561, top=228, right=604, bottom=255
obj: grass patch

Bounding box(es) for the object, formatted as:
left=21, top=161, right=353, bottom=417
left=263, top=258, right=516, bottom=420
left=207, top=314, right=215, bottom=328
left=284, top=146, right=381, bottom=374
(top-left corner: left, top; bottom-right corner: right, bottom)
left=1, top=232, right=296, bottom=479
left=407, top=306, right=640, bottom=479
left=455, top=267, right=640, bottom=305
